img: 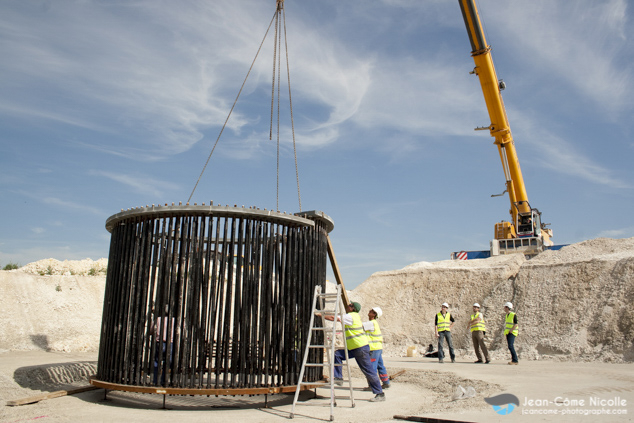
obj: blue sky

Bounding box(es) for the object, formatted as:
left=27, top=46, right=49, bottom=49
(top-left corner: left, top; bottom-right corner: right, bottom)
left=1, top=0, right=633, bottom=288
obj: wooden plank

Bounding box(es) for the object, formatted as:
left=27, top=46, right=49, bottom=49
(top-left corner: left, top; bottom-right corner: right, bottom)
left=326, top=234, right=350, bottom=307
left=389, top=369, right=406, bottom=380
left=6, top=385, right=98, bottom=406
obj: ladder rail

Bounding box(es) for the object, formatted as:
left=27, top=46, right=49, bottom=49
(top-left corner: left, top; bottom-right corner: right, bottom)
left=290, top=285, right=354, bottom=420
left=290, top=285, right=321, bottom=415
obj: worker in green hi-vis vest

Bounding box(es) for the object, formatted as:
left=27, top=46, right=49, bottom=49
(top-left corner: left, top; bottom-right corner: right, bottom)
left=504, top=302, right=519, bottom=365
left=467, top=302, right=490, bottom=364
left=435, top=302, right=456, bottom=363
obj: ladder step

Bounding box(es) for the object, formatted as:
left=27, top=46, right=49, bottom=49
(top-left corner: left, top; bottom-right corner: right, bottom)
left=298, top=381, right=328, bottom=386
left=291, top=286, right=354, bottom=415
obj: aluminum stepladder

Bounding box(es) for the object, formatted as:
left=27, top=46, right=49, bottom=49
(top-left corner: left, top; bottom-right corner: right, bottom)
left=290, top=284, right=355, bottom=421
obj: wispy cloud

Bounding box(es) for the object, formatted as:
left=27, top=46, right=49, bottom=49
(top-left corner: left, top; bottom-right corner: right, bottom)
left=596, top=227, right=634, bottom=238
left=511, top=114, right=630, bottom=189
left=489, top=0, right=633, bottom=114
left=41, top=197, right=103, bottom=215
left=91, top=171, right=179, bottom=198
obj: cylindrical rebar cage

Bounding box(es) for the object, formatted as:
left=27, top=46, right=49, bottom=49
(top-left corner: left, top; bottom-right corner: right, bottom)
left=91, top=205, right=334, bottom=396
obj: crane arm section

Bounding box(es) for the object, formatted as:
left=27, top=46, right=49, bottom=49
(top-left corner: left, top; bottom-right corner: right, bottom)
left=458, top=0, right=531, bottom=226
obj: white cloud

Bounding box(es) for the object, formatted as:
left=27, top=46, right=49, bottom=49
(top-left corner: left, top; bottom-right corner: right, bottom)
left=92, top=171, right=179, bottom=198
left=510, top=113, right=630, bottom=189
left=596, top=227, right=634, bottom=238
left=487, top=0, right=633, bottom=114
left=41, top=197, right=103, bottom=216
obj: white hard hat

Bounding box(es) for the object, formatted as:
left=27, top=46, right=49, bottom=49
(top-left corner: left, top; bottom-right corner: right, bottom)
left=504, top=302, right=513, bottom=309
left=441, top=302, right=449, bottom=308
left=473, top=303, right=480, bottom=308
left=372, top=307, right=383, bottom=318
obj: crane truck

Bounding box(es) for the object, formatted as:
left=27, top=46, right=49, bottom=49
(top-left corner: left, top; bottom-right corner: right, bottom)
left=454, top=0, right=555, bottom=259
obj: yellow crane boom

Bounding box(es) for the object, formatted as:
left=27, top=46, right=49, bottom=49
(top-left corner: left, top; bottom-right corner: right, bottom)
left=458, top=0, right=553, bottom=248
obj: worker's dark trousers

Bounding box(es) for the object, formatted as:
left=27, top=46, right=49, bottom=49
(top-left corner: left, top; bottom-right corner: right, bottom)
left=471, top=330, right=489, bottom=361
left=334, top=345, right=383, bottom=394
left=506, top=333, right=518, bottom=363
left=437, top=331, right=455, bottom=361
left=154, top=342, right=173, bottom=386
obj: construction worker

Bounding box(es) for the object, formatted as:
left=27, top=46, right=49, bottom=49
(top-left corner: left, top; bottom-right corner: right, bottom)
left=467, top=303, right=490, bottom=364
left=504, top=302, right=519, bottom=365
left=322, top=301, right=385, bottom=402
left=363, top=307, right=390, bottom=389
left=435, top=302, right=455, bottom=363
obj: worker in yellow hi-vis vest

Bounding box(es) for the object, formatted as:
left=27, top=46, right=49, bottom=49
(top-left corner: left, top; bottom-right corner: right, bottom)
left=504, top=302, right=519, bottom=365
left=435, top=302, right=455, bottom=363
left=363, top=307, right=390, bottom=389
left=467, top=303, right=490, bottom=364
left=321, top=301, right=385, bottom=402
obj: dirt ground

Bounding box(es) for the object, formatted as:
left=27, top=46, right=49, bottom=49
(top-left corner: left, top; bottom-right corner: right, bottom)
left=1, top=351, right=632, bottom=423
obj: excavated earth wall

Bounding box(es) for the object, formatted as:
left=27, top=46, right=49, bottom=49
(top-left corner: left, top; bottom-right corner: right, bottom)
left=352, top=237, right=634, bottom=362
left=2, top=238, right=633, bottom=362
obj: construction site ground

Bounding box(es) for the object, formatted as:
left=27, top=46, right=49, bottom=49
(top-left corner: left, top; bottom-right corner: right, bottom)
left=1, top=350, right=632, bottom=423
left=3, top=237, right=634, bottom=422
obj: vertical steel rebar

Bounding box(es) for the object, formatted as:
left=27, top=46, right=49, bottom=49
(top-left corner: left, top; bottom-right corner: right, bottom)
left=97, top=207, right=330, bottom=392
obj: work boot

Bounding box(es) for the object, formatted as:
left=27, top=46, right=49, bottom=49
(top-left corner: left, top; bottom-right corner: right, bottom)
left=382, top=383, right=390, bottom=389
left=508, top=361, right=518, bottom=365
left=370, top=393, right=386, bottom=402
left=334, top=378, right=343, bottom=386
left=439, top=359, right=444, bottom=363
left=474, top=360, right=483, bottom=363
left=362, top=386, right=372, bottom=391
left=451, top=358, right=455, bottom=363
left=485, top=360, right=491, bottom=364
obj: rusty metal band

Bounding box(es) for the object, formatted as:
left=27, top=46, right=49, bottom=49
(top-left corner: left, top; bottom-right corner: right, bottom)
left=89, top=377, right=323, bottom=396
left=95, top=205, right=333, bottom=396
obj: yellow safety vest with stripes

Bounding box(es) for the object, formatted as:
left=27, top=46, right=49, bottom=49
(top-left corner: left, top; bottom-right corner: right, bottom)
left=437, top=312, right=452, bottom=332
left=366, top=320, right=383, bottom=351
left=345, top=312, right=369, bottom=350
left=469, top=312, right=486, bottom=332
left=504, top=312, right=519, bottom=336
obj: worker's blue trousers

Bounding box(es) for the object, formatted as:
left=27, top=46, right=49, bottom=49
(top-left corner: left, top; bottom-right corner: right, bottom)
left=370, top=349, right=390, bottom=385
left=333, top=345, right=383, bottom=394
left=506, top=333, right=518, bottom=363
left=437, top=331, right=455, bottom=361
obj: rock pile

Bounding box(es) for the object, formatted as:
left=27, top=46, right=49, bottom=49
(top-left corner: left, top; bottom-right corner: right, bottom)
left=351, top=237, right=634, bottom=362
left=19, top=258, right=108, bottom=276
left=2, top=237, right=633, bottom=362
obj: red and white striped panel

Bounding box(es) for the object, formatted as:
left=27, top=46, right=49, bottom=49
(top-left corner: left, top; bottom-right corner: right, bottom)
left=457, top=251, right=468, bottom=260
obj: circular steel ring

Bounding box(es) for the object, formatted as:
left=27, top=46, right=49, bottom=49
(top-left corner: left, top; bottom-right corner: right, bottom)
left=106, top=204, right=334, bottom=233
left=90, top=377, right=323, bottom=396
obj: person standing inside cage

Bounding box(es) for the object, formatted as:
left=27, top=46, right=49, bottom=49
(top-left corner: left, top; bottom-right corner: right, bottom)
left=153, top=304, right=175, bottom=385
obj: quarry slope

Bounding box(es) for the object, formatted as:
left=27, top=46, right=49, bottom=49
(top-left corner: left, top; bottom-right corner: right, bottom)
left=2, top=237, right=633, bottom=362
left=352, top=237, right=634, bottom=362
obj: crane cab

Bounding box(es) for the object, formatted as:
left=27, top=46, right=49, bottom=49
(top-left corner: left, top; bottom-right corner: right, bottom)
left=517, top=210, right=537, bottom=237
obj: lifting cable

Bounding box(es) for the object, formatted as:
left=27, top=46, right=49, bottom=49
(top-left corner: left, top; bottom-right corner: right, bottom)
left=188, top=0, right=302, bottom=213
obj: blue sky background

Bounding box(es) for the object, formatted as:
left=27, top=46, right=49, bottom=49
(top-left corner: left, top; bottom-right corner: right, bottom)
left=1, top=0, right=633, bottom=288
